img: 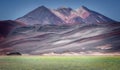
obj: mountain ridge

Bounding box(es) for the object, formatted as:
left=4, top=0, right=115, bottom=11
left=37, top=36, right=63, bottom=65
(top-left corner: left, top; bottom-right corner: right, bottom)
left=16, top=5, right=116, bottom=25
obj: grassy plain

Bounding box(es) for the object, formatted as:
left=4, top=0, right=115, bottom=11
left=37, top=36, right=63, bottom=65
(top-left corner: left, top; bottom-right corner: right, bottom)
left=0, top=56, right=120, bottom=70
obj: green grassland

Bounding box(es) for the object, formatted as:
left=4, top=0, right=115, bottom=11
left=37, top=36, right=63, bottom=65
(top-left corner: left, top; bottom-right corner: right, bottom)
left=0, top=56, right=120, bottom=70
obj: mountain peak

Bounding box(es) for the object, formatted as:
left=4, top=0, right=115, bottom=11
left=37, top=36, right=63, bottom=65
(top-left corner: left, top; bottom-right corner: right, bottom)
left=76, top=6, right=91, bottom=19
left=77, top=6, right=90, bottom=12
left=57, top=6, right=73, bottom=12
left=55, top=7, right=73, bottom=16
left=80, top=6, right=90, bottom=11
left=17, top=5, right=65, bottom=25
left=39, top=5, right=46, bottom=8
left=37, top=5, right=49, bottom=11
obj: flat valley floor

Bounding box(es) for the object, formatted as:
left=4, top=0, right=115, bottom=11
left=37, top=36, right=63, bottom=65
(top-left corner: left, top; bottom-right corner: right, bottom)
left=0, top=56, right=120, bottom=70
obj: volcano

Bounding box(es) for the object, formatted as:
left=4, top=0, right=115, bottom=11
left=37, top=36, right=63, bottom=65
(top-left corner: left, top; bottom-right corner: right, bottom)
left=16, top=6, right=115, bottom=25
left=17, top=6, right=65, bottom=25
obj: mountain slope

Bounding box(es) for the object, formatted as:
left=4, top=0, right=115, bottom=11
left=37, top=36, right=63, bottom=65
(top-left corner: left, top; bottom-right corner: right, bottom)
left=0, top=20, right=24, bottom=41
left=0, top=22, right=120, bottom=55
left=78, top=6, right=115, bottom=24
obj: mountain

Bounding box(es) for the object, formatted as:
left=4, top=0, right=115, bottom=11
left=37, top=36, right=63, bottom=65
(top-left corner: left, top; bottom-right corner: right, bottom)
left=16, top=6, right=116, bottom=25
left=17, top=6, right=65, bottom=25
left=0, top=6, right=119, bottom=55
left=0, top=22, right=120, bottom=55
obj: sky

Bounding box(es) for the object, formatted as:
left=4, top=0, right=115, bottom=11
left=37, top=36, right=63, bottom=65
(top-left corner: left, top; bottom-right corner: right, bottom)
left=0, top=0, right=120, bottom=21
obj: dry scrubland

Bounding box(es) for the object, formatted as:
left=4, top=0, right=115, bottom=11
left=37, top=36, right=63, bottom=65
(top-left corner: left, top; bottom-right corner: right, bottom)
left=0, top=56, right=120, bottom=70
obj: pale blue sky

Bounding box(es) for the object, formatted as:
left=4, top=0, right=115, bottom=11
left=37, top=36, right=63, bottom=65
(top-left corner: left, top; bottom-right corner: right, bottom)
left=0, top=0, right=120, bottom=21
